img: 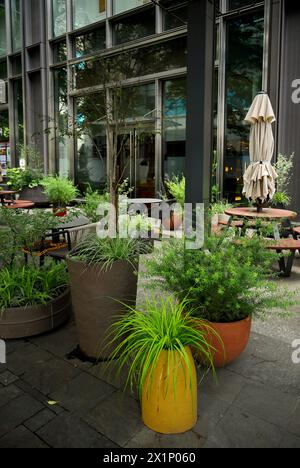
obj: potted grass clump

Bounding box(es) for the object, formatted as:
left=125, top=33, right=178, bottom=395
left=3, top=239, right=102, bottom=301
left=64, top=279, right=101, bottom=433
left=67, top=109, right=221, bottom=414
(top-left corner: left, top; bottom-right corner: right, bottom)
left=106, top=296, right=215, bottom=434
left=67, top=236, right=148, bottom=360
left=0, top=208, right=72, bottom=339
left=41, top=176, right=79, bottom=217
left=145, top=235, right=295, bottom=367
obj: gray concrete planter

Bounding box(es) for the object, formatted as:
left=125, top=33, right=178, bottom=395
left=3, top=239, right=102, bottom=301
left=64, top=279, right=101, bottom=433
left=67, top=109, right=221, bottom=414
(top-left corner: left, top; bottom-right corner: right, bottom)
left=0, top=289, right=71, bottom=340
left=19, top=185, right=50, bottom=208
left=67, top=258, right=138, bottom=360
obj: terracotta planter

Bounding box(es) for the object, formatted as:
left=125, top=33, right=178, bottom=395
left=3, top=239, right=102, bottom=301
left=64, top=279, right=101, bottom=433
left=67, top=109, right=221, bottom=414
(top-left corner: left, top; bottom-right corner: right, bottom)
left=53, top=207, right=68, bottom=217
left=0, top=289, right=71, bottom=340
left=162, top=212, right=183, bottom=231
left=205, top=317, right=252, bottom=368
left=67, top=258, right=139, bottom=360
left=142, top=347, right=197, bottom=434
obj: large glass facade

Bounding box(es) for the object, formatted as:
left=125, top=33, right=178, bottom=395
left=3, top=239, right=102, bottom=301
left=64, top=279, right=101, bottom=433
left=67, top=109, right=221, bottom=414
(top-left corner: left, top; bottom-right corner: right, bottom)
left=163, top=78, right=187, bottom=180
left=54, top=68, right=69, bottom=176
left=75, top=28, right=106, bottom=58
left=223, top=12, right=264, bottom=202
left=52, top=0, right=67, bottom=38
left=73, top=0, right=106, bottom=30
left=113, top=8, right=155, bottom=45
left=11, top=0, right=22, bottom=52
left=0, top=0, right=6, bottom=57
left=13, top=79, right=24, bottom=161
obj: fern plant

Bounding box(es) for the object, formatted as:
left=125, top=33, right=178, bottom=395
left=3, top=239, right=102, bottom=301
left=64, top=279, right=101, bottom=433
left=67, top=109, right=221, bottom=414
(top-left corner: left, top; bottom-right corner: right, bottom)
left=41, top=176, right=79, bottom=208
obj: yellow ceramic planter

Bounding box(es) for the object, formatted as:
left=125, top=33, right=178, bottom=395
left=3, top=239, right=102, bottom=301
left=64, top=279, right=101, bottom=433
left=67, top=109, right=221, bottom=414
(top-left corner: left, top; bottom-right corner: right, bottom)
left=142, top=347, right=197, bottom=434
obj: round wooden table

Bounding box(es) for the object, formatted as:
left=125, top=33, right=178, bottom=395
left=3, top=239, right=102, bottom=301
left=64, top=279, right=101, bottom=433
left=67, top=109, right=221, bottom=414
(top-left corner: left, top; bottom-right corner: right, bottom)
left=0, top=190, right=17, bottom=206
left=225, top=207, right=297, bottom=221
left=4, top=200, right=35, bottom=210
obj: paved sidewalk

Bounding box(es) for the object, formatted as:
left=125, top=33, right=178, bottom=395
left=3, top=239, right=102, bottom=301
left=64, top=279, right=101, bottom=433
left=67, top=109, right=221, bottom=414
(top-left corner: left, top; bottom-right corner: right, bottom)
left=0, top=267, right=300, bottom=448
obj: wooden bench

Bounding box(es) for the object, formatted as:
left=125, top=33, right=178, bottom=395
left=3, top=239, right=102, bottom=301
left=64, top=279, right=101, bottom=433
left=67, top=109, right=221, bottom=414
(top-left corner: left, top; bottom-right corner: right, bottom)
left=266, top=238, right=300, bottom=277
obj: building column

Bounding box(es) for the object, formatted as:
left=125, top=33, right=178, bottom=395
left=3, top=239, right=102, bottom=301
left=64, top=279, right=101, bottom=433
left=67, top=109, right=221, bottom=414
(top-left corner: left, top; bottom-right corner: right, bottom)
left=185, top=0, right=216, bottom=206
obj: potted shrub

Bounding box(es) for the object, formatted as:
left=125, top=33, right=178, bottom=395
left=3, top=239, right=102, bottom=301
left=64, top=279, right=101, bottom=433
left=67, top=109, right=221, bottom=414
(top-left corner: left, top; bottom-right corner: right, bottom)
left=210, top=201, right=232, bottom=226
left=106, top=296, right=215, bottom=434
left=41, top=176, right=79, bottom=217
left=67, top=236, right=147, bottom=360
left=144, top=235, right=294, bottom=367
left=271, top=153, right=294, bottom=209
left=6, top=146, right=49, bottom=207
left=163, top=176, right=185, bottom=231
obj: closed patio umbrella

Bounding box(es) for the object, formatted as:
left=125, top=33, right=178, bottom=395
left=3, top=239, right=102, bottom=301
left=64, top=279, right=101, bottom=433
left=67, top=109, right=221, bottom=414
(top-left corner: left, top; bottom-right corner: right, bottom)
left=243, top=92, right=278, bottom=211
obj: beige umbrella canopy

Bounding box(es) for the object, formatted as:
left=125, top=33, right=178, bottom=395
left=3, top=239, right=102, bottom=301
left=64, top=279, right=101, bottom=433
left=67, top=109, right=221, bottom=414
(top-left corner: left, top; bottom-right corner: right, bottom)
left=243, top=93, right=278, bottom=210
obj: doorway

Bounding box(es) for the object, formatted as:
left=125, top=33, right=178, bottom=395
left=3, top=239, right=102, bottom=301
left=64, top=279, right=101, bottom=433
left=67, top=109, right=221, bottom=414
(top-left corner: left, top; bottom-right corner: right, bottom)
left=118, top=126, right=156, bottom=198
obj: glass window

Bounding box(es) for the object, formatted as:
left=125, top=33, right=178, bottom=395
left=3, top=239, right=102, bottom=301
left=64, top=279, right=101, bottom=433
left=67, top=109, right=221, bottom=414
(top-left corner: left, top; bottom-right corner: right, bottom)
left=52, top=0, right=67, bottom=37
left=0, top=60, right=7, bottom=80
left=73, top=36, right=187, bottom=90
left=75, top=27, right=106, bottom=58
left=161, top=0, right=188, bottom=30
left=53, top=40, right=67, bottom=63
left=73, top=0, right=106, bottom=30
left=223, top=13, right=264, bottom=202
left=163, top=78, right=187, bottom=180
left=75, top=93, right=107, bottom=192
left=113, top=8, right=155, bottom=45
left=13, top=79, right=24, bottom=161
left=0, top=110, right=9, bottom=143
left=0, top=0, right=6, bottom=57
left=227, top=1, right=261, bottom=11
left=54, top=68, right=69, bottom=176
left=11, top=0, right=22, bottom=52
left=11, top=55, right=22, bottom=76
left=113, top=0, right=151, bottom=15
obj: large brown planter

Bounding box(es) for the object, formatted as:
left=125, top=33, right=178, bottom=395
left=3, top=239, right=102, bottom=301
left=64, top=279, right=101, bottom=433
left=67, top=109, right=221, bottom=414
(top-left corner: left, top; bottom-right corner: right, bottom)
left=205, top=317, right=252, bottom=368
left=67, top=258, right=139, bottom=360
left=0, top=289, right=71, bottom=340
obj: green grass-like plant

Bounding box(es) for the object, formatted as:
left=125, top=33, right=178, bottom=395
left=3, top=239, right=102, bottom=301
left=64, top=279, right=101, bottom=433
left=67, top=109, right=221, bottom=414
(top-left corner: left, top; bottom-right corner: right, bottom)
left=165, top=175, right=185, bottom=208
left=68, top=235, right=149, bottom=272
left=0, top=262, right=69, bottom=312
left=105, top=296, right=216, bottom=398
left=41, top=176, right=79, bottom=208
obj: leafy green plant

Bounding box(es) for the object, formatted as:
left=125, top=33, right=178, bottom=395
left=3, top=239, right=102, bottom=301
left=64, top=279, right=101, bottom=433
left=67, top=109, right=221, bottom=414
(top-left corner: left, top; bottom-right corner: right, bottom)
left=0, top=262, right=69, bottom=312
left=144, top=236, right=295, bottom=323
left=80, top=187, right=109, bottom=223
left=271, top=191, right=291, bottom=208
left=41, top=176, right=79, bottom=208
left=165, top=176, right=185, bottom=208
left=105, top=296, right=216, bottom=397
left=210, top=201, right=232, bottom=216
left=6, top=146, right=44, bottom=191
left=68, top=235, right=149, bottom=272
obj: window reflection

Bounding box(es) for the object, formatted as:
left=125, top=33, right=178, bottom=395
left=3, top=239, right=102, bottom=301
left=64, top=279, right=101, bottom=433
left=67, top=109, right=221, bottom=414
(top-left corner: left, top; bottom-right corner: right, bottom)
left=113, top=8, right=155, bottom=45
left=75, top=28, right=106, bottom=58
left=163, top=78, right=187, bottom=180
left=54, top=68, right=69, bottom=176
left=113, top=0, right=151, bottom=15
left=73, top=0, right=106, bottom=30
left=11, top=0, right=21, bottom=52
left=0, top=0, right=6, bottom=57
left=223, top=13, right=264, bottom=202
left=73, top=37, right=187, bottom=90
left=52, top=0, right=67, bottom=38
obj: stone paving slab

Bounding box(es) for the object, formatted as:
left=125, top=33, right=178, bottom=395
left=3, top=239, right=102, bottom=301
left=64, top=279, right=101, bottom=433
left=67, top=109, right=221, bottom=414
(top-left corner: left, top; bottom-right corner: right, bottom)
left=83, top=391, right=144, bottom=447
left=36, top=414, right=118, bottom=449
left=24, top=408, right=57, bottom=433
left=0, top=384, right=23, bottom=409
left=0, top=371, right=19, bottom=387
left=0, top=394, right=44, bottom=438
left=0, top=425, right=49, bottom=448
left=50, top=372, right=116, bottom=415
left=125, top=427, right=207, bottom=449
